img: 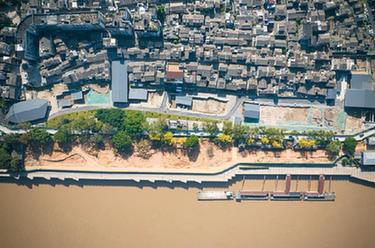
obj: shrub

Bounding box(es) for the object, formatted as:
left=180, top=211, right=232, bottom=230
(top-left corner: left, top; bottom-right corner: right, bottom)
left=112, top=131, right=132, bottom=153
left=0, top=148, right=11, bottom=169
left=203, top=121, right=219, bottom=136
left=54, top=127, right=72, bottom=144
left=260, top=137, right=269, bottom=145
left=123, top=111, right=146, bottom=138
left=326, top=140, right=341, bottom=157
left=30, top=128, right=52, bottom=145
left=343, top=137, right=357, bottom=155
left=135, top=139, right=152, bottom=159
left=95, top=109, right=125, bottom=129
left=163, top=131, right=174, bottom=145
left=216, top=133, right=233, bottom=146
left=298, top=138, right=316, bottom=149
left=183, top=135, right=199, bottom=149
left=271, top=140, right=283, bottom=149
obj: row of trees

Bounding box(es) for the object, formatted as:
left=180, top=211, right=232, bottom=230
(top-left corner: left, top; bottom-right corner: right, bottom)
left=2, top=109, right=358, bottom=171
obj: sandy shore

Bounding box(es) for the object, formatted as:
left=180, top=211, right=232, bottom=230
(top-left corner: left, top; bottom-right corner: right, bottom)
left=25, top=140, right=332, bottom=172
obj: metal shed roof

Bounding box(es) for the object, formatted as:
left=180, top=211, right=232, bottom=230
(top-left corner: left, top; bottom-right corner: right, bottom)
left=5, top=99, right=49, bottom=124
left=111, top=60, right=128, bottom=103
left=326, top=88, right=336, bottom=100
left=363, top=152, right=375, bottom=166
left=344, top=89, right=375, bottom=109
left=351, top=73, right=373, bottom=90
left=129, top=88, right=148, bottom=101
left=57, top=99, right=72, bottom=109
left=71, top=91, right=83, bottom=101
left=175, top=95, right=193, bottom=107
left=244, top=103, right=260, bottom=119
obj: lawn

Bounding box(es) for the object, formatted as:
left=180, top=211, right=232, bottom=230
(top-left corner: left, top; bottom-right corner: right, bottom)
left=47, top=108, right=217, bottom=129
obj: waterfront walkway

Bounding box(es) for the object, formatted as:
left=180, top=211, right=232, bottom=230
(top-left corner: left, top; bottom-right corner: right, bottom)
left=2, top=163, right=375, bottom=185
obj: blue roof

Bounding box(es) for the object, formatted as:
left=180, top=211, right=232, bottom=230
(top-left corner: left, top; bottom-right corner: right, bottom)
left=111, top=60, right=128, bottom=103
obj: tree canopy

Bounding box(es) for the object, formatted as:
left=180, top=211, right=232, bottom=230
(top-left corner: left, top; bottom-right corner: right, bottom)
left=156, top=5, right=166, bottom=23
left=30, top=128, right=52, bottom=145
left=203, top=121, right=219, bottom=136
left=95, top=109, right=125, bottom=129
left=123, top=111, right=146, bottom=138
left=183, top=135, right=199, bottom=149
left=112, top=131, right=132, bottom=153
left=343, top=137, right=357, bottom=155
left=326, top=140, right=341, bottom=157
left=0, top=148, right=11, bottom=169
left=54, top=127, right=72, bottom=144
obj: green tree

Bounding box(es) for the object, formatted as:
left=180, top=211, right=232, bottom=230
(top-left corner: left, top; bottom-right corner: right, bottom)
left=54, top=127, right=72, bottom=144
left=30, top=128, right=52, bottom=145
left=183, top=135, right=200, bottom=149
left=326, top=140, right=341, bottom=157
left=343, top=137, right=357, bottom=155
left=156, top=5, right=166, bottom=24
left=147, top=118, right=168, bottom=142
left=9, top=157, right=22, bottom=172
left=92, top=134, right=104, bottom=149
left=3, top=134, right=20, bottom=149
left=123, top=111, right=146, bottom=138
left=112, top=131, right=132, bottom=153
left=298, top=138, right=316, bottom=149
left=222, top=122, right=233, bottom=135
left=203, top=121, right=219, bottom=136
left=70, top=116, right=101, bottom=134
left=163, top=131, right=174, bottom=145
left=232, top=125, right=248, bottom=142
left=95, top=109, right=125, bottom=129
left=215, top=133, right=233, bottom=147
left=0, top=148, right=11, bottom=169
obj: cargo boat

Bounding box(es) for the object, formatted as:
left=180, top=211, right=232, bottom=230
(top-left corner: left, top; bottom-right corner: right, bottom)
left=303, top=192, right=336, bottom=201
left=197, top=191, right=233, bottom=200
left=270, top=192, right=302, bottom=201
left=236, top=191, right=269, bottom=201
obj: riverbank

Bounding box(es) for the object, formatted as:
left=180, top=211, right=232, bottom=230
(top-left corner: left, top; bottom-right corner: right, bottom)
left=24, top=140, right=331, bottom=172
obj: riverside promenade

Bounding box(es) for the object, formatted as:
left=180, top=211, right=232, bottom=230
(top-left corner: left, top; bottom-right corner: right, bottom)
left=1, top=163, right=375, bottom=185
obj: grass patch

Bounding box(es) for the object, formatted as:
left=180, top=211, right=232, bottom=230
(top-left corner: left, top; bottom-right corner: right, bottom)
left=47, top=110, right=97, bottom=128
left=47, top=109, right=218, bottom=129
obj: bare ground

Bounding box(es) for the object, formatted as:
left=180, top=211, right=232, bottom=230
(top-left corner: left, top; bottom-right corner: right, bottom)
left=25, top=140, right=331, bottom=172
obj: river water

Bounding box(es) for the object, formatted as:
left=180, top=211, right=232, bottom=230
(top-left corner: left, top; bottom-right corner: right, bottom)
left=0, top=179, right=374, bottom=248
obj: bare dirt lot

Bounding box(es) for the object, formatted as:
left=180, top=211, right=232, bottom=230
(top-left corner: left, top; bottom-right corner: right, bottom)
left=192, top=99, right=227, bottom=114
left=260, top=105, right=363, bottom=133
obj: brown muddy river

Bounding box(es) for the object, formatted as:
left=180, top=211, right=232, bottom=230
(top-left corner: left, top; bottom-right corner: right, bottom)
left=0, top=179, right=374, bottom=248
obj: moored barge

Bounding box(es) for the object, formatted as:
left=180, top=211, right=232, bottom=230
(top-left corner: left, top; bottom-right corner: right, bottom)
left=236, top=191, right=269, bottom=201
left=270, top=192, right=302, bottom=201
left=303, top=192, right=336, bottom=201
left=197, top=191, right=233, bottom=200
